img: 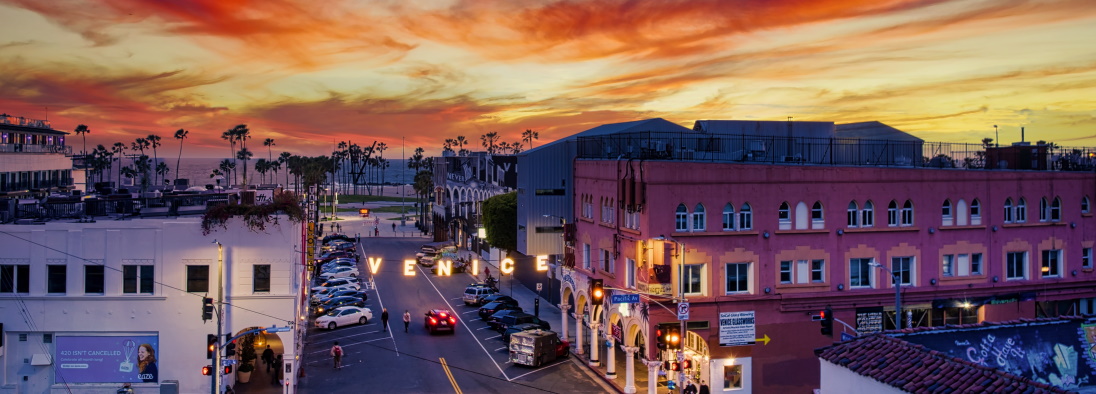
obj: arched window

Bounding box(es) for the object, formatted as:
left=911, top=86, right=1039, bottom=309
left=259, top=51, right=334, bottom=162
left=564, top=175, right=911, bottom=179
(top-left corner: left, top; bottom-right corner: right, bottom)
left=862, top=201, right=875, bottom=227
left=888, top=200, right=899, bottom=226
left=942, top=199, right=953, bottom=226
left=1017, top=198, right=1027, bottom=223
left=778, top=202, right=791, bottom=230
left=1051, top=197, right=1061, bottom=221
left=1083, top=196, right=1091, bottom=214
left=1004, top=198, right=1014, bottom=223
left=739, top=203, right=753, bottom=230
left=811, top=201, right=824, bottom=229
left=847, top=201, right=859, bottom=228
left=722, top=203, right=735, bottom=231
left=970, top=199, right=982, bottom=225
left=692, top=203, right=706, bottom=231
left=901, top=200, right=914, bottom=226
left=1040, top=197, right=1049, bottom=222
left=675, top=204, right=688, bottom=231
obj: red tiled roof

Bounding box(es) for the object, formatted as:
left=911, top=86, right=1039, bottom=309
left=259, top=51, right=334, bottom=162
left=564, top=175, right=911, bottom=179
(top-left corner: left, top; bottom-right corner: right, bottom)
left=816, top=334, right=1072, bottom=394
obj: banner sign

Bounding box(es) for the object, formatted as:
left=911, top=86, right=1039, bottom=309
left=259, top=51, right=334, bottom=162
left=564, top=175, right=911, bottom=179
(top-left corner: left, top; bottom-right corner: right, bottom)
left=718, top=311, right=756, bottom=346
left=54, top=335, right=160, bottom=383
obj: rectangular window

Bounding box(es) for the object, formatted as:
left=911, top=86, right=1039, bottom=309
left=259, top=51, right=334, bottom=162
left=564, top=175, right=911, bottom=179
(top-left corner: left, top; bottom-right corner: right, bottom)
left=1006, top=251, right=1027, bottom=280
left=887, top=205, right=899, bottom=227
left=47, top=265, right=67, bottom=294
left=892, top=257, right=913, bottom=286
left=675, top=212, right=688, bottom=231
left=847, top=207, right=858, bottom=228
left=85, top=265, right=105, bottom=294
left=582, top=244, right=591, bottom=270
left=779, top=261, right=792, bottom=284
left=862, top=205, right=874, bottom=227
left=0, top=264, right=30, bottom=293
left=901, top=205, right=914, bottom=226
left=1084, top=248, right=1093, bottom=269
left=725, top=262, right=750, bottom=294
left=626, top=259, right=636, bottom=288
left=942, top=254, right=954, bottom=277
left=600, top=249, right=611, bottom=273
left=722, top=210, right=734, bottom=231
left=739, top=208, right=752, bottom=230
left=1041, top=250, right=1061, bottom=278
left=796, top=260, right=809, bottom=284
left=811, top=259, right=825, bottom=283
left=186, top=265, right=210, bottom=293
left=123, top=265, right=154, bottom=294
left=850, top=258, right=872, bottom=288
left=971, top=253, right=983, bottom=275
left=254, top=264, right=271, bottom=293
left=683, top=264, right=703, bottom=295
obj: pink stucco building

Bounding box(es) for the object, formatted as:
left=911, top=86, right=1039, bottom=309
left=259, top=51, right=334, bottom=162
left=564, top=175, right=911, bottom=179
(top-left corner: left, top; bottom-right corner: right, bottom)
left=561, top=122, right=1096, bottom=393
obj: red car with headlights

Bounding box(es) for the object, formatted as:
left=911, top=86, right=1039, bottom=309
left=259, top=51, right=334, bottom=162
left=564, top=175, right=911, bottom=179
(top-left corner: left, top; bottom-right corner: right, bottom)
left=424, top=309, right=457, bottom=334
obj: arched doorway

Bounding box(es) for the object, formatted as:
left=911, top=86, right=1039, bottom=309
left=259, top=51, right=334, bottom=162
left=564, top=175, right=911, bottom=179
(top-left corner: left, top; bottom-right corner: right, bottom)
left=230, top=327, right=287, bottom=393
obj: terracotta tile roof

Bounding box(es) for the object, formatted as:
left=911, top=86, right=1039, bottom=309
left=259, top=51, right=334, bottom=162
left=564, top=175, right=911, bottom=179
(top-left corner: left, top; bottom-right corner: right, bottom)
left=816, top=334, right=1073, bottom=394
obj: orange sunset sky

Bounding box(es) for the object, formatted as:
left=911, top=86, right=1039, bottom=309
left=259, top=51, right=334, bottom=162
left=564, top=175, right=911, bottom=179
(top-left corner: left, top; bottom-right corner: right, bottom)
left=1, top=0, right=1094, bottom=158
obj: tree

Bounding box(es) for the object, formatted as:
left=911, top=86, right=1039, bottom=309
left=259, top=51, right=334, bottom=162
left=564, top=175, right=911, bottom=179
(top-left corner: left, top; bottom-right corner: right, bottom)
left=264, top=138, right=275, bottom=162
left=481, top=192, right=517, bottom=252
left=237, top=147, right=254, bottom=187
left=111, top=142, right=126, bottom=185
left=455, top=136, right=469, bottom=156
left=255, top=159, right=269, bottom=183
left=443, top=139, right=456, bottom=155
left=481, top=132, right=500, bottom=154
left=147, top=134, right=162, bottom=185
left=74, top=124, right=90, bottom=156
left=155, top=162, right=170, bottom=185
left=522, top=129, right=539, bottom=150
left=218, top=159, right=235, bottom=187
left=221, top=128, right=237, bottom=184
left=209, top=168, right=224, bottom=187
left=279, top=151, right=292, bottom=188
left=173, top=129, right=189, bottom=183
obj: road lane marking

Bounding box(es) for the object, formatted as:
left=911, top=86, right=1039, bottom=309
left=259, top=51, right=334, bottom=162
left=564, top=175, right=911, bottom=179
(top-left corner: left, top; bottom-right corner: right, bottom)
left=461, top=310, right=478, bottom=315
left=507, top=358, right=571, bottom=381
left=361, top=242, right=399, bottom=357
left=418, top=265, right=511, bottom=380
left=440, top=357, right=463, bottom=394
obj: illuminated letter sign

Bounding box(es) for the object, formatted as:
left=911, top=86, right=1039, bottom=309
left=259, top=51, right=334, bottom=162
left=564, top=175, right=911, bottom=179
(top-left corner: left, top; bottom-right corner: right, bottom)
left=436, top=260, right=452, bottom=276
left=403, top=260, right=416, bottom=276
left=536, top=255, right=549, bottom=272
left=500, top=258, right=515, bottom=275
left=368, top=257, right=383, bottom=274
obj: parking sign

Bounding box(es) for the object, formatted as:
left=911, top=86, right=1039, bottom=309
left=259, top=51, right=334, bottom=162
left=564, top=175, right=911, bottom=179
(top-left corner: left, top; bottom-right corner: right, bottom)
left=677, top=302, right=690, bottom=320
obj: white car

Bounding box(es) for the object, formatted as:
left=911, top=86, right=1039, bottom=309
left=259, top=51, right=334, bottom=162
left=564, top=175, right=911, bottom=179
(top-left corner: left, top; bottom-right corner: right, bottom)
left=310, top=278, right=360, bottom=293
left=320, top=266, right=359, bottom=279
left=310, top=285, right=358, bottom=302
left=315, top=306, right=373, bottom=330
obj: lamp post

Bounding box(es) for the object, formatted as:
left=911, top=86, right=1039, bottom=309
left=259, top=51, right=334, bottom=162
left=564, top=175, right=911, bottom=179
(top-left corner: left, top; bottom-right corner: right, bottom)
left=869, top=261, right=902, bottom=329
left=994, top=125, right=999, bottom=148
left=212, top=240, right=225, bottom=394
left=654, top=235, right=686, bottom=392
left=543, top=214, right=567, bottom=304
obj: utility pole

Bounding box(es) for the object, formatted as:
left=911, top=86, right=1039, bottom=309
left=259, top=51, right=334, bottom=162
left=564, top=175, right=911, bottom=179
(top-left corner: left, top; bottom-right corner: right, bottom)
left=213, top=241, right=224, bottom=394
left=871, top=261, right=902, bottom=329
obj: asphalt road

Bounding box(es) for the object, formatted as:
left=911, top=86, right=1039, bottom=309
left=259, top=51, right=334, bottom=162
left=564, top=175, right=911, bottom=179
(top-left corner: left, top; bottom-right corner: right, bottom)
left=298, top=236, right=611, bottom=394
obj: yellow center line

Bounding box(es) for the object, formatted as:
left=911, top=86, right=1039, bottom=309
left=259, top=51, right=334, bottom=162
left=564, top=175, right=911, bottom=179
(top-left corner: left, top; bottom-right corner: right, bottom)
left=440, top=357, right=462, bottom=394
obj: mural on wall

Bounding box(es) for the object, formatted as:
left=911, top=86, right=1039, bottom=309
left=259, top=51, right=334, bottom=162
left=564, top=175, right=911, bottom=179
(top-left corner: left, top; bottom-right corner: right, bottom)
left=898, top=319, right=1096, bottom=391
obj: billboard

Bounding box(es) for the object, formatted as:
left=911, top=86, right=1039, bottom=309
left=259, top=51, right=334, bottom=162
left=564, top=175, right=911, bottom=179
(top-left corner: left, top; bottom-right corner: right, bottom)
left=55, top=335, right=160, bottom=383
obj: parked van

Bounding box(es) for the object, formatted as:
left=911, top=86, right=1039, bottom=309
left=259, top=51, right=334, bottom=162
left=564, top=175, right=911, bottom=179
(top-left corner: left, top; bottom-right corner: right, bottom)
left=463, top=283, right=498, bottom=306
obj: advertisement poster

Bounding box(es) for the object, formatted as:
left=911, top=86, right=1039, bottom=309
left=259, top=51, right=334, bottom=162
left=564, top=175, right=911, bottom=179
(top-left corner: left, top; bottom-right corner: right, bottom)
left=54, top=335, right=160, bottom=383
left=718, top=311, right=756, bottom=346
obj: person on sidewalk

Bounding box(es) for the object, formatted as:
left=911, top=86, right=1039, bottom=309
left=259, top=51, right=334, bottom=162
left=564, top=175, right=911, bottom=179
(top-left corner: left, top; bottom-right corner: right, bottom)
left=381, top=308, right=389, bottom=332
left=271, top=354, right=283, bottom=386
left=330, top=341, right=343, bottom=369
left=699, top=380, right=710, bottom=394
left=684, top=380, right=698, bottom=394
left=391, top=222, right=396, bottom=232
left=403, top=310, right=411, bottom=332
left=261, top=345, right=274, bottom=373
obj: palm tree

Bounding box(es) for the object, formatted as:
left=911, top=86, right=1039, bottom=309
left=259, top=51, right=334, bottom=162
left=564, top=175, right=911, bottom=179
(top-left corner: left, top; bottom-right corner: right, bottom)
left=233, top=125, right=252, bottom=187
left=146, top=134, right=162, bottom=185
left=481, top=132, right=500, bottom=154
left=155, top=162, right=170, bottom=186
left=455, top=136, right=469, bottom=156
left=236, top=148, right=254, bottom=187
left=111, top=142, right=126, bottom=186
left=218, top=159, right=235, bottom=187
left=264, top=138, right=275, bottom=162
left=91, top=144, right=111, bottom=185
left=173, top=129, right=189, bottom=183
left=221, top=128, right=236, bottom=183
left=279, top=151, right=292, bottom=188
left=522, top=129, right=539, bottom=150
left=134, top=155, right=152, bottom=192
left=209, top=169, right=224, bottom=187
left=255, top=159, right=269, bottom=183
left=74, top=124, right=90, bottom=156
left=443, top=139, right=456, bottom=155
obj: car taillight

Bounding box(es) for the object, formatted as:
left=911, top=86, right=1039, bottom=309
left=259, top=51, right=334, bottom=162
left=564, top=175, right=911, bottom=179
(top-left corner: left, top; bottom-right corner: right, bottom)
left=429, top=318, right=438, bottom=324
left=448, top=317, right=456, bottom=324
left=440, top=313, right=448, bottom=318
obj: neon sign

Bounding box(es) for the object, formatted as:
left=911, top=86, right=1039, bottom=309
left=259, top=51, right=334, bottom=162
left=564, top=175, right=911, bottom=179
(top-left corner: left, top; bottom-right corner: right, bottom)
left=363, top=255, right=551, bottom=276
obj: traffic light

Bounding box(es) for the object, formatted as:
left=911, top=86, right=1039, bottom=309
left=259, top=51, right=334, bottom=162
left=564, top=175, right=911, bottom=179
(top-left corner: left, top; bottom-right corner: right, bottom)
left=590, top=279, right=604, bottom=306
left=223, top=365, right=233, bottom=374
left=202, top=297, right=214, bottom=321
left=663, top=361, right=681, bottom=371
left=224, top=341, right=237, bottom=358
left=820, top=307, right=834, bottom=336
left=682, top=359, right=692, bottom=369
left=201, top=365, right=213, bottom=376
left=667, top=326, right=682, bottom=350
left=655, top=327, right=666, bottom=350
left=206, top=334, right=218, bottom=359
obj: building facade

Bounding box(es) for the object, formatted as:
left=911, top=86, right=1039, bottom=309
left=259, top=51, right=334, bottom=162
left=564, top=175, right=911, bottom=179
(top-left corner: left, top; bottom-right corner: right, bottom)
left=0, top=114, right=74, bottom=203
left=0, top=216, right=305, bottom=394
left=564, top=126, right=1096, bottom=393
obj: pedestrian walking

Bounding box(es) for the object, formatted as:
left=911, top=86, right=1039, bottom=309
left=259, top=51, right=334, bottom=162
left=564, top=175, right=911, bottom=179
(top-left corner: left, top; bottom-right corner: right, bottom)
left=403, top=310, right=411, bottom=333
left=330, top=341, right=343, bottom=369
left=261, top=345, right=274, bottom=373
left=699, top=380, right=710, bottom=394
left=271, top=354, right=283, bottom=385
left=391, top=222, right=396, bottom=233
left=381, top=308, right=389, bottom=332
left=374, top=227, right=379, bottom=237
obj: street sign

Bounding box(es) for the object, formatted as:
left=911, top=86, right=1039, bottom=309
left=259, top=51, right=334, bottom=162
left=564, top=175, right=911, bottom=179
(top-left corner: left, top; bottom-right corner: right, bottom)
left=223, top=359, right=238, bottom=365
left=611, top=294, right=641, bottom=304
left=676, top=351, right=684, bottom=362
left=536, top=283, right=543, bottom=292
left=677, top=302, right=690, bottom=320
left=840, top=332, right=855, bottom=342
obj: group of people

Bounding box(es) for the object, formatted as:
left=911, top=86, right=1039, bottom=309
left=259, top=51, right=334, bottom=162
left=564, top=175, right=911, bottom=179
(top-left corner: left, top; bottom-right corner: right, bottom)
left=330, top=309, right=414, bottom=370
left=261, top=345, right=284, bottom=386
left=682, top=379, right=711, bottom=394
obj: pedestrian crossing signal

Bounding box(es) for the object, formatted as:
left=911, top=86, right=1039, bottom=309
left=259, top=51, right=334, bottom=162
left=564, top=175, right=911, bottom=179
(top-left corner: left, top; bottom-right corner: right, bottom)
left=201, top=365, right=213, bottom=376
left=223, top=365, right=232, bottom=374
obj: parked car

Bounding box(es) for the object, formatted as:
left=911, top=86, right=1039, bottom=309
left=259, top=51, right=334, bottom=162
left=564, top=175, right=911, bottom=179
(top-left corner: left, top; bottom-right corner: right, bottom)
left=502, top=323, right=543, bottom=344
left=463, top=283, right=499, bottom=306
left=322, top=234, right=354, bottom=244
left=320, top=266, right=359, bottom=279
left=320, top=259, right=356, bottom=271
left=480, top=294, right=518, bottom=306
left=478, top=300, right=521, bottom=319
left=485, top=309, right=526, bottom=331
left=311, top=278, right=360, bottom=292
left=314, top=296, right=365, bottom=315
left=424, top=309, right=457, bottom=334
left=310, top=286, right=360, bottom=303
left=495, top=312, right=551, bottom=333
left=315, top=306, right=373, bottom=330
left=311, top=289, right=368, bottom=305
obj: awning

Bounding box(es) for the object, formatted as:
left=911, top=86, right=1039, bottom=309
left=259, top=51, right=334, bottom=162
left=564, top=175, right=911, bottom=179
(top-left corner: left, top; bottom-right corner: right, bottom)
left=932, top=292, right=1036, bottom=309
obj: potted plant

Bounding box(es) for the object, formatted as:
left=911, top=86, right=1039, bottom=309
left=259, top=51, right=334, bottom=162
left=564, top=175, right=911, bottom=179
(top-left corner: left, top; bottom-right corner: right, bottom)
left=236, top=333, right=259, bottom=383
left=237, top=361, right=254, bottom=383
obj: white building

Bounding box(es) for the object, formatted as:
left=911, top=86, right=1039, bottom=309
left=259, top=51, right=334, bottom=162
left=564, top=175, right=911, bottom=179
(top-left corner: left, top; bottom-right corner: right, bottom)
left=0, top=215, right=305, bottom=394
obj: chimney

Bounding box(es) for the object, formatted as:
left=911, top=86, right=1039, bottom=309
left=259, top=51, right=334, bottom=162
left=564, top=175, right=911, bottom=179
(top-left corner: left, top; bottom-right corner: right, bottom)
left=1021, top=127, right=1025, bottom=143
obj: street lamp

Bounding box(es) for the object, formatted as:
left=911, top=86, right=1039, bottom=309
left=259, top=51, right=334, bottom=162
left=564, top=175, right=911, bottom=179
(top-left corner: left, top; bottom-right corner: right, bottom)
left=994, top=125, right=999, bottom=148
left=653, top=235, right=687, bottom=392
left=869, top=261, right=903, bottom=330
left=211, top=240, right=225, bottom=394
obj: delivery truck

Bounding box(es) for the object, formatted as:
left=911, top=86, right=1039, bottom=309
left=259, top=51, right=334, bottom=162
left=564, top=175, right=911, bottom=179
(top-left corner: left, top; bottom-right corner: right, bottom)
left=508, top=330, right=569, bottom=367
